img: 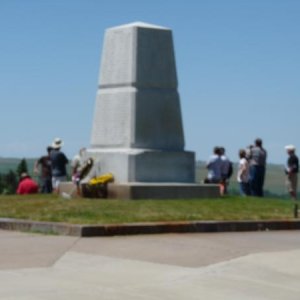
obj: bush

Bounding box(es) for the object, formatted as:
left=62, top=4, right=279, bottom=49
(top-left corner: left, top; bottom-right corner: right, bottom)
left=0, top=170, right=18, bottom=194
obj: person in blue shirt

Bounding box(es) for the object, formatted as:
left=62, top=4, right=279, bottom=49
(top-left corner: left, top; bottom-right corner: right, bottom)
left=205, top=147, right=223, bottom=184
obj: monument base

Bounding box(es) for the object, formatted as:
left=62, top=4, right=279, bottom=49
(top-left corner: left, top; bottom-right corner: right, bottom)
left=86, top=148, right=195, bottom=183
left=107, top=183, right=220, bottom=199
left=58, top=182, right=220, bottom=199
left=58, top=182, right=78, bottom=198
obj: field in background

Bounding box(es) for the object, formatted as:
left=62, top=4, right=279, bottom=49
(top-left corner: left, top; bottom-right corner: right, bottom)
left=0, top=158, right=36, bottom=175
left=0, top=158, right=287, bottom=197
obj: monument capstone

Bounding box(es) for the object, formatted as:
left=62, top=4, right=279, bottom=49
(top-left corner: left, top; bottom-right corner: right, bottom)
left=87, top=22, right=219, bottom=199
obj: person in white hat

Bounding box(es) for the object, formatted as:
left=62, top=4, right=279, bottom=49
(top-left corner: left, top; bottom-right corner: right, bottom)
left=284, top=145, right=299, bottom=201
left=49, top=138, right=69, bottom=194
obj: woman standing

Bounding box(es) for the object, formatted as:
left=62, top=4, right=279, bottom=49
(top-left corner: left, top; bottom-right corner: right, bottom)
left=237, top=149, right=250, bottom=196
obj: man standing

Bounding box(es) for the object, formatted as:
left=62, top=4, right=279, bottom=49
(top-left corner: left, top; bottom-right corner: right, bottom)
left=285, top=145, right=299, bottom=201
left=205, top=147, right=223, bottom=184
left=34, top=146, right=53, bottom=193
left=49, top=138, right=68, bottom=194
left=249, top=138, right=267, bottom=197
left=219, top=147, right=233, bottom=195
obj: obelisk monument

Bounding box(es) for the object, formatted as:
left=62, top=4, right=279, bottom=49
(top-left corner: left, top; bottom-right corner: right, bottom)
left=87, top=22, right=219, bottom=198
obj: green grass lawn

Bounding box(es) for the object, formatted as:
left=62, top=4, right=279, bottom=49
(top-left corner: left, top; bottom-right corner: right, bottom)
left=0, top=194, right=296, bottom=225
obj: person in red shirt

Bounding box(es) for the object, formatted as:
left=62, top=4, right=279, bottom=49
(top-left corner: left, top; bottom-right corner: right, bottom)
left=17, top=173, right=39, bottom=195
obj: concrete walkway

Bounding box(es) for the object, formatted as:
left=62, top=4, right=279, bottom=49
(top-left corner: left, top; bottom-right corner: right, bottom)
left=1, top=230, right=300, bottom=299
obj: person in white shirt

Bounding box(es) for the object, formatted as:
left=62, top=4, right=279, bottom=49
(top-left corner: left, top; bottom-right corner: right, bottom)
left=237, top=149, right=250, bottom=196
left=71, top=147, right=87, bottom=195
left=71, top=148, right=87, bottom=182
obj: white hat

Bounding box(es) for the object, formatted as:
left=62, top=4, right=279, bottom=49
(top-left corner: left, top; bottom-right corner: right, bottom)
left=285, top=144, right=296, bottom=151
left=52, top=138, right=64, bottom=149
left=20, top=172, right=29, bottom=179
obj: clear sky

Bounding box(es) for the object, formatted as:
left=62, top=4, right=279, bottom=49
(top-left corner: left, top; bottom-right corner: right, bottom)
left=1, top=0, right=299, bottom=164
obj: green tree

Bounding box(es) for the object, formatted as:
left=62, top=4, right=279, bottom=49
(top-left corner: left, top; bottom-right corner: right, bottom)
left=0, top=173, right=3, bottom=194
left=16, top=158, right=28, bottom=177
left=3, top=170, right=18, bottom=194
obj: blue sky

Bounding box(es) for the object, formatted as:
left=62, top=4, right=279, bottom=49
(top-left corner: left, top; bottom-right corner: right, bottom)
left=0, top=0, right=299, bottom=164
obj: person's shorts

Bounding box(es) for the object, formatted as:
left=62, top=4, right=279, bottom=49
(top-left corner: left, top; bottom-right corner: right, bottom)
left=286, top=173, right=298, bottom=193
left=52, top=176, right=67, bottom=189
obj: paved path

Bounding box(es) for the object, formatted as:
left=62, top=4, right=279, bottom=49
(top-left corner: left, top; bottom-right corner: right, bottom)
left=1, top=229, right=300, bottom=299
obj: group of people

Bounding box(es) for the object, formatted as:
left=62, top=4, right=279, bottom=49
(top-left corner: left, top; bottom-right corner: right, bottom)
left=17, top=138, right=69, bottom=195
left=16, top=136, right=299, bottom=200
left=237, top=138, right=267, bottom=197
left=205, top=139, right=267, bottom=197
left=16, top=137, right=98, bottom=196
left=205, top=138, right=299, bottom=200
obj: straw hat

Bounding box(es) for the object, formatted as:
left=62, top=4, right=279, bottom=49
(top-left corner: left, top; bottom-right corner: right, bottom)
left=52, top=138, right=64, bottom=149
left=285, top=145, right=296, bottom=151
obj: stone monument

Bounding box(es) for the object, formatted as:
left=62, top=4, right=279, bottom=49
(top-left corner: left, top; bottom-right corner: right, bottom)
left=87, top=22, right=219, bottom=199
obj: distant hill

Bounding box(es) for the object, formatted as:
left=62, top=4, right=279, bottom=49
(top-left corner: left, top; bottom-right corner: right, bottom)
left=0, top=157, right=36, bottom=175
left=0, top=157, right=287, bottom=197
